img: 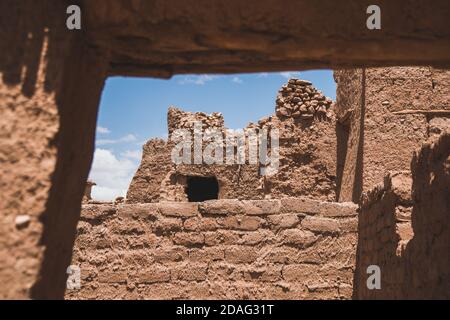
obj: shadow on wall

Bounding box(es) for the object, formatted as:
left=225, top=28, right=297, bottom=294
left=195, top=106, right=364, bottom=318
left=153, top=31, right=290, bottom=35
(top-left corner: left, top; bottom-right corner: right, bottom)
left=0, top=1, right=108, bottom=299
left=354, top=132, right=450, bottom=299
left=334, top=69, right=365, bottom=204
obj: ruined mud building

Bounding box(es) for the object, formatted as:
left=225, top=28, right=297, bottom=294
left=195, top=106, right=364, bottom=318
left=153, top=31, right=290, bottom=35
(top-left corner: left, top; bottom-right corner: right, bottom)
left=126, top=78, right=336, bottom=203
left=70, top=67, right=449, bottom=300
left=2, top=0, right=449, bottom=300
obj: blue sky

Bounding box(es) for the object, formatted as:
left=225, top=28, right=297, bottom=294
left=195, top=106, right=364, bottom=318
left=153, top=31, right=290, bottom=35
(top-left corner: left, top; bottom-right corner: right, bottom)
left=90, top=70, right=336, bottom=200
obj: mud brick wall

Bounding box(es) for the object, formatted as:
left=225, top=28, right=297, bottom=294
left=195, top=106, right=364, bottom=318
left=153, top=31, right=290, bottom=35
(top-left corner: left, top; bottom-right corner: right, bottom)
left=334, top=67, right=450, bottom=203
left=355, top=131, right=450, bottom=299
left=66, top=198, right=358, bottom=300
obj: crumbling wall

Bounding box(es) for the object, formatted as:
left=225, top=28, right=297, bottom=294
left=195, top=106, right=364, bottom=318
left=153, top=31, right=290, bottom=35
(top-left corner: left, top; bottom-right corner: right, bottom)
left=127, top=107, right=263, bottom=202
left=355, top=131, right=449, bottom=299
left=66, top=198, right=358, bottom=299
left=334, top=67, right=450, bottom=202
left=126, top=139, right=172, bottom=203
left=127, top=79, right=338, bottom=203
left=266, top=79, right=337, bottom=201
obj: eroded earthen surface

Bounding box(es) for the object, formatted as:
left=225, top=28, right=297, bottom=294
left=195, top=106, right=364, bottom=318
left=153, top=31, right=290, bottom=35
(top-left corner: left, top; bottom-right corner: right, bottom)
left=66, top=198, right=358, bottom=300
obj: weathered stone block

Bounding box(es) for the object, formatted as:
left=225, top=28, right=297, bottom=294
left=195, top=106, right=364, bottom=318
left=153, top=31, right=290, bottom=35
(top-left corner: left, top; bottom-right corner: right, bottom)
left=98, top=271, right=128, bottom=284
left=158, top=202, right=198, bottom=217
left=135, top=267, right=170, bottom=284
left=267, top=214, right=300, bottom=230
left=338, top=217, right=358, bottom=233
left=241, top=200, right=281, bottom=215
left=301, top=216, right=340, bottom=234
left=204, top=230, right=241, bottom=246
left=281, top=229, right=318, bottom=247
left=171, top=263, right=208, bottom=281
left=172, top=232, right=205, bottom=246
left=280, top=197, right=321, bottom=214
left=225, top=246, right=259, bottom=264
left=117, top=203, right=158, bottom=219
left=243, top=266, right=283, bottom=282
left=265, top=247, right=300, bottom=264
left=218, top=215, right=265, bottom=231
left=183, top=217, right=219, bottom=231
left=153, top=217, right=183, bottom=233
left=282, top=264, right=318, bottom=282
left=199, top=199, right=244, bottom=215
left=240, top=230, right=275, bottom=245
left=189, top=247, right=224, bottom=262
left=318, top=202, right=358, bottom=217
left=153, top=247, right=188, bottom=263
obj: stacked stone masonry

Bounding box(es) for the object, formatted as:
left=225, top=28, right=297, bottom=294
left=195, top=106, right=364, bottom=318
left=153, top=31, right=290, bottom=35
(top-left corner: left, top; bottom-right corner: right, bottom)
left=66, top=198, right=358, bottom=300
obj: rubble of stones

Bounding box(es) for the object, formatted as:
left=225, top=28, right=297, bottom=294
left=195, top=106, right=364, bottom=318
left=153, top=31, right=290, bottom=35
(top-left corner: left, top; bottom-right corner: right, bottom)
left=276, top=78, right=333, bottom=120
left=168, top=106, right=224, bottom=136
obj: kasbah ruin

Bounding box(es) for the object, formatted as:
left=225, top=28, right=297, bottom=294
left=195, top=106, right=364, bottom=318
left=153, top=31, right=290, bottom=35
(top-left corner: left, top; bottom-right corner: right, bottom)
left=0, top=1, right=449, bottom=300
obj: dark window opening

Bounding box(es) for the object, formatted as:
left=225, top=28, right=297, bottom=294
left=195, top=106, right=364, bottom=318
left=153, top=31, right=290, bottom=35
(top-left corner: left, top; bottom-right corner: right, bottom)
left=186, top=176, right=219, bottom=202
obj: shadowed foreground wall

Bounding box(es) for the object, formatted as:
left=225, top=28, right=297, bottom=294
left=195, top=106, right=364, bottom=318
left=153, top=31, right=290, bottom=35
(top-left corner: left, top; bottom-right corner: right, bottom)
left=66, top=198, right=357, bottom=299
left=0, top=0, right=108, bottom=299
left=355, top=131, right=450, bottom=299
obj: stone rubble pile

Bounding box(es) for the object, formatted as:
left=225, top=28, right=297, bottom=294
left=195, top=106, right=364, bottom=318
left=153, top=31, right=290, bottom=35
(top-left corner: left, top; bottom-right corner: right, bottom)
left=275, top=78, right=333, bottom=120
left=168, top=106, right=224, bottom=136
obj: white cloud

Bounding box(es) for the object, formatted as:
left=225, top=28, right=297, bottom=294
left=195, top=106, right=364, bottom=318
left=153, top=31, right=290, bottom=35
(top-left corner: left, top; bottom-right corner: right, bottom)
left=232, top=77, right=243, bottom=84
left=279, top=72, right=300, bottom=79
left=178, top=75, right=219, bottom=85
left=257, top=73, right=269, bottom=78
left=89, top=148, right=139, bottom=201
left=121, top=149, right=142, bottom=160
left=97, top=133, right=137, bottom=146
left=97, top=126, right=111, bottom=134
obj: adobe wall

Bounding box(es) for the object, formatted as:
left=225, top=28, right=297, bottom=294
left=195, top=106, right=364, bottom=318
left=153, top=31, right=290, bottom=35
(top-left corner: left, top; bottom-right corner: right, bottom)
left=66, top=198, right=358, bottom=299
left=355, top=131, right=449, bottom=299
left=0, top=1, right=108, bottom=299
left=334, top=67, right=450, bottom=202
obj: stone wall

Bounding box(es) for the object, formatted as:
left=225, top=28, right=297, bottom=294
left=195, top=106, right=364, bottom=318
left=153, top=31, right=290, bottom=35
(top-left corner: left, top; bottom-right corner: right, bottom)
left=354, top=131, right=449, bottom=299
left=66, top=198, right=357, bottom=299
